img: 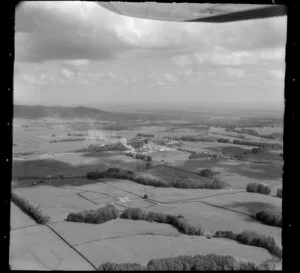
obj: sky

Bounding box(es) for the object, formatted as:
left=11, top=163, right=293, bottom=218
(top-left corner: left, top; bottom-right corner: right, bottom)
left=14, top=1, right=287, bottom=110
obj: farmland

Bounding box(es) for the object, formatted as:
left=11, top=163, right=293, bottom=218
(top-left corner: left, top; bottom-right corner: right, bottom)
left=10, top=105, right=283, bottom=270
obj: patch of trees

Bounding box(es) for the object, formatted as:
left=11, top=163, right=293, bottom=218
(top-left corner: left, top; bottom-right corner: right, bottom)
left=233, top=139, right=282, bottom=149
left=120, top=208, right=204, bottom=236
left=98, top=262, right=146, bottom=271
left=233, top=154, right=245, bottom=160
left=240, top=128, right=259, bottom=137
left=67, top=133, right=86, bottom=137
left=98, top=254, right=266, bottom=271
left=86, top=168, right=228, bottom=190
left=276, top=188, right=282, bottom=198
left=128, top=139, right=145, bottom=149
left=246, top=183, right=271, bottom=195
left=199, top=169, right=214, bottom=179
left=11, top=192, right=50, bottom=224
left=255, top=211, right=282, bottom=227
left=214, top=230, right=282, bottom=259
left=66, top=204, right=119, bottom=224
left=188, top=152, right=208, bottom=159
left=175, top=135, right=215, bottom=142
left=251, top=147, right=265, bottom=154
left=136, top=133, right=154, bottom=138
left=76, top=143, right=129, bottom=152
left=127, top=153, right=152, bottom=162
left=217, top=138, right=230, bottom=143
left=50, top=138, right=85, bottom=143
left=260, top=134, right=275, bottom=140
left=87, top=168, right=134, bottom=180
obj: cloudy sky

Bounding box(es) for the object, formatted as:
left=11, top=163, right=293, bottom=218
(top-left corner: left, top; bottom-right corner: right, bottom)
left=14, top=1, right=287, bottom=110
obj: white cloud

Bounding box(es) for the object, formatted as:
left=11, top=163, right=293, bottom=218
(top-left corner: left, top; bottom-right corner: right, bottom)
left=183, top=70, right=193, bottom=76
left=269, top=69, right=285, bottom=79
left=108, top=72, right=116, bottom=78
left=60, top=68, right=75, bottom=79
left=16, top=2, right=287, bottom=62
left=20, top=73, right=48, bottom=85
left=162, top=73, right=178, bottom=82
left=172, top=54, right=193, bottom=67
left=176, top=47, right=286, bottom=67
left=224, top=68, right=246, bottom=78
left=149, top=73, right=166, bottom=86
left=63, top=59, right=90, bottom=67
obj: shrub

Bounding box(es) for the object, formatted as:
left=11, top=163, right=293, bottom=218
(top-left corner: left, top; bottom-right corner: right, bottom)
left=86, top=171, right=101, bottom=180
left=257, top=184, right=271, bottom=195
left=145, top=162, right=152, bottom=169
left=237, top=231, right=282, bottom=258
left=246, top=183, right=271, bottom=195
left=255, top=211, right=282, bottom=227
left=66, top=204, right=119, bottom=224
left=145, top=211, right=167, bottom=223
left=98, top=262, right=147, bottom=271
left=98, top=254, right=263, bottom=271
left=217, top=138, right=230, bottom=143
left=258, top=258, right=280, bottom=270
left=147, top=254, right=259, bottom=271
left=11, top=192, right=50, bottom=224
left=199, top=169, right=214, bottom=178
left=246, top=183, right=259, bottom=193
left=191, top=254, right=241, bottom=271
left=214, top=230, right=237, bottom=240
left=120, top=208, right=145, bottom=220
left=214, top=230, right=282, bottom=259
left=121, top=208, right=204, bottom=236
left=143, top=194, right=149, bottom=199
left=251, top=147, right=264, bottom=154
left=276, top=188, right=282, bottom=198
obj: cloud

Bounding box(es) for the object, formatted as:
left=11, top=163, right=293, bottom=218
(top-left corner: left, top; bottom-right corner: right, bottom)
left=15, top=2, right=133, bottom=62
left=60, top=68, right=75, bottom=79
left=63, top=59, right=90, bottom=67
left=149, top=73, right=178, bottom=86
left=183, top=70, right=193, bottom=76
left=172, top=54, right=193, bottom=67
left=173, top=47, right=285, bottom=67
left=162, top=73, right=178, bottom=82
left=149, top=73, right=165, bottom=86
left=20, top=73, right=48, bottom=85
left=224, top=68, right=246, bottom=78
left=269, top=69, right=285, bottom=79
left=15, top=2, right=287, bottom=63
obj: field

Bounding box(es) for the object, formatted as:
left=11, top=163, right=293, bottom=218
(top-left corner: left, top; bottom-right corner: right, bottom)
left=10, top=105, right=283, bottom=270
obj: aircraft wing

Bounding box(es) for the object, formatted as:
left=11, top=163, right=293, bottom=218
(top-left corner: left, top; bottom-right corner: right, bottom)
left=98, top=2, right=286, bottom=22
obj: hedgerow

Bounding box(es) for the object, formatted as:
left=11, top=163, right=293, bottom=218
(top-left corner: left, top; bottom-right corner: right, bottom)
left=246, top=183, right=271, bottom=195
left=120, top=208, right=204, bottom=236
left=276, top=188, right=282, bottom=198
left=11, top=192, right=50, bottom=224
left=98, top=254, right=262, bottom=271
left=98, top=262, right=147, bottom=271
left=66, top=204, right=119, bottom=224
left=86, top=168, right=228, bottom=190
left=255, top=211, right=282, bottom=227
left=214, top=230, right=282, bottom=258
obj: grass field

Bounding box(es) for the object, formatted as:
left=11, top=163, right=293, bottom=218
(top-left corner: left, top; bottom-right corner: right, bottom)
left=11, top=114, right=283, bottom=270
left=75, top=234, right=272, bottom=268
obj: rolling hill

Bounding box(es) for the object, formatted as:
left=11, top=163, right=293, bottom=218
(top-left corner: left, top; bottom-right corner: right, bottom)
left=13, top=105, right=137, bottom=120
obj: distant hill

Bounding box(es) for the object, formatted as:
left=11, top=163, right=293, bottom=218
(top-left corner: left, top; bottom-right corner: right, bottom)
left=13, top=105, right=133, bottom=120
